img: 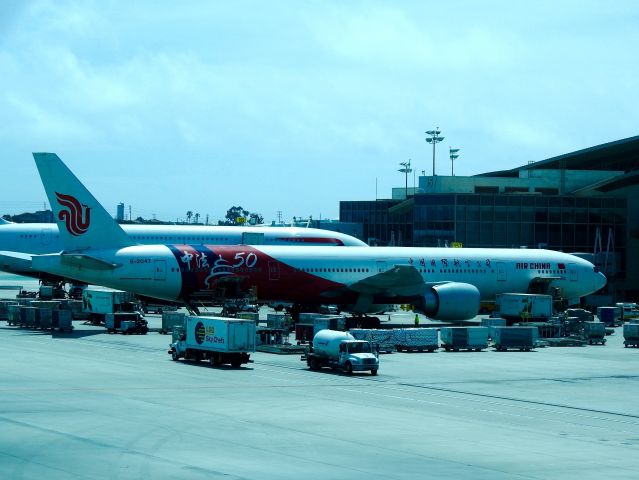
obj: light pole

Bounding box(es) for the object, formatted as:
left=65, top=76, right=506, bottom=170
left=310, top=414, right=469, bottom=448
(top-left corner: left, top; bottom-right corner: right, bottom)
left=425, top=127, right=444, bottom=176
left=398, top=159, right=412, bottom=199
left=449, top=147, right=460, bottom=176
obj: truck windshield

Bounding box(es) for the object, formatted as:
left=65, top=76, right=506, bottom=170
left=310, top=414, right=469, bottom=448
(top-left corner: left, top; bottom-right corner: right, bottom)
left=347, top=342, right=371, bottom=354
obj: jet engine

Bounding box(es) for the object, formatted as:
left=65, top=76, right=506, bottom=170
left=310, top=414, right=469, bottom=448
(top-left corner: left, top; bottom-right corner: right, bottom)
left=419, top=282, right=480, bottom=321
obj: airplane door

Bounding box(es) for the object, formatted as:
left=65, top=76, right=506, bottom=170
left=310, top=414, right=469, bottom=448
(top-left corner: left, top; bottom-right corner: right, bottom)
left=376, top=261, right=387, bottom=273
left=242, top=232, right=265, bottom=245
left=497, top=262, right=507, bottom=282
left=154, top=260, right=166, bottom=281
left=568, top=263, right=578, bottom=282
left=40, top=228, right=52, bottom=246
left=268, top=261, right=280, bottom=280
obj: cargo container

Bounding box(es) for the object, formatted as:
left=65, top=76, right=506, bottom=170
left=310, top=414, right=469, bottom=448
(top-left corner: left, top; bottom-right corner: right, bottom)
left=7, top=304, right=21, bottom=325
left=492, top=326, right=538, bottom=351
left=82, top=287, right=140, bottom=324
left=38, top=308, right=53, bottom=330
left=304, top=329, right=379, bottom=375
left=169, top=316, right=255, bottom=367
left=440, top=327, right=489, bottom=351
left=623, top=324, right=639, bottom=348
left=496, top=294, right=553, bottom=324
left=83, top=287, right=136, bottom=314
left=597, top=306, right=621, bottom=326
left=582, top=322, right=606, bottom=345
left=616, top=303, right=639, bottom=321
left=266, top=313, right=292, bottom=330
left=0, top=300, right=18, bottom=320
left=52, top=309, right=73, bottom=332
left=5, top=305, right=57, bottom=330
left=394, top=328, right=439, bottom=352
left=21, top=306, right=38, bottom=328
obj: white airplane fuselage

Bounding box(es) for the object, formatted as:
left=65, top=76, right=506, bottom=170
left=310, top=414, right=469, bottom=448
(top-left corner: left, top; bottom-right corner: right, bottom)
left=32, top=244, right=607, bottom=314
left=0, top=223, right=366, bottom=277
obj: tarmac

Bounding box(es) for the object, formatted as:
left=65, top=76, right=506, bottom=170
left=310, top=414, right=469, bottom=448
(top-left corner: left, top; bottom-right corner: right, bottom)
left=1, top=309, right=638, bottom=480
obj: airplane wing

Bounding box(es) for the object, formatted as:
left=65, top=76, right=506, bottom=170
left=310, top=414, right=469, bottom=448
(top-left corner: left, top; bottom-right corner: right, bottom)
left=60, top=253, right=120, bottom=271
left=0, top=251, right=33, bottom=271
left=317, top=264, right=428, bottom=313
left=30, top=252, right=120, bottom=272
left=347, top=264, right=428, bottom=297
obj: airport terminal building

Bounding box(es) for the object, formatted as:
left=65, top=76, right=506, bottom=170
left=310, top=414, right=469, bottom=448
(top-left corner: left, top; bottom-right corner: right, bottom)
left=340, top=136, right=639, bottom=301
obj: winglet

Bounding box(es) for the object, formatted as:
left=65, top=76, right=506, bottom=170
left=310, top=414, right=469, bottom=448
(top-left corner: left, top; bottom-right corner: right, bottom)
left=33, top=153, right=133, bottom=252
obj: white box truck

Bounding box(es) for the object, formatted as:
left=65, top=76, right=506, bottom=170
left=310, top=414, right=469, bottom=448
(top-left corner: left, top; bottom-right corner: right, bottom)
left=169, top=316, right=256, bottom=367
left=496, top=293, right=553, bottom=324
left=305, top=329, right=379, bottom=375
left=82, top=286, right=141, bottom=324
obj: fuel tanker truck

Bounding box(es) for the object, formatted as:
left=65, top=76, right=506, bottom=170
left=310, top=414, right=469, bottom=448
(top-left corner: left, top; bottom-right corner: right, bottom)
left=304, top=329, right=379, bottom=375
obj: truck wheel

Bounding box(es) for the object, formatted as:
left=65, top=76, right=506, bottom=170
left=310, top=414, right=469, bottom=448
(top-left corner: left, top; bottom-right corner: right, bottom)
left=231, top=360, right=242, bottom=368
left=371, top=369, right=378, bottom=376
left=309, top=357, right=319, bottom=371
left=171, top=351, right=179, bottom=361
left=344, top=362, right=353, bottom=375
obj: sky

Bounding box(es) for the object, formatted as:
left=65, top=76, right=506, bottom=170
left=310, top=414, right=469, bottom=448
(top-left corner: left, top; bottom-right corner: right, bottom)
left=1, top=1, right=638, bottom=223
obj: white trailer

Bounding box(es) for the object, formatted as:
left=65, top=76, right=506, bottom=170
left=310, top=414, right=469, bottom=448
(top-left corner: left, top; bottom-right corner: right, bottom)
left=440, top=327, right=489, bottom=351
left=305, top=330, right=379, bottom=375
left=169, top=316, right=256, bottom=367
left=393, top=328, right=439, bottom=352
left=623, top=324, right=639, bottom=348
left=82, top=286, right=141, bottom=324
left=496, top=293, right=553, bottom=323
left=492, top=326, right=539, bottom=351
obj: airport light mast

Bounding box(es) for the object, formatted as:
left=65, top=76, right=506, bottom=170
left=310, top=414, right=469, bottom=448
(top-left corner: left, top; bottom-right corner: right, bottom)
left=425, top=127, right=444, bottom=176
left=398, top=159, right=412, bottom=199
left=449, top=147, right=460, bottom=176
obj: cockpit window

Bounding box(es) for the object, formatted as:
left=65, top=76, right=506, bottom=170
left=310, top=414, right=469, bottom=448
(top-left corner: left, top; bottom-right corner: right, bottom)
left=593, top=266, right=600, bottom=273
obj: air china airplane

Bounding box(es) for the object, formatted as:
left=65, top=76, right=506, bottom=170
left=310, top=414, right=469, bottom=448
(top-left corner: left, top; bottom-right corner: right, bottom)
left=0, top=156, right=366, bottom=279
left=1, top=153, right=607, bottom=321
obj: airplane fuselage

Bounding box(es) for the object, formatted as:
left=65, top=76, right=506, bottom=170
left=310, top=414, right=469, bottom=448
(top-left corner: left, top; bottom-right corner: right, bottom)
left=32, top=245, right=607, bottom=310
left=0, top=223, right=367, bottom=277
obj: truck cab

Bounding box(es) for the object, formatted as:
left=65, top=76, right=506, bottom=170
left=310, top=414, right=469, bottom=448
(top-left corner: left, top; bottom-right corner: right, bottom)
left=338, top=340, right=379, bottom=374
left=306, top=330, right=379, bottom=375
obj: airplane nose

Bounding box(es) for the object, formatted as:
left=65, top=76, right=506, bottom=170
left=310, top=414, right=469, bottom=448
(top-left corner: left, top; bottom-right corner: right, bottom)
left=596, top=272, right=607, bottom=290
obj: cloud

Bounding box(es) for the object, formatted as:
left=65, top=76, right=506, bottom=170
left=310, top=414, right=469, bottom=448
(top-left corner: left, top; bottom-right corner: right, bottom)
left=1, top=1, right=639, bottom=220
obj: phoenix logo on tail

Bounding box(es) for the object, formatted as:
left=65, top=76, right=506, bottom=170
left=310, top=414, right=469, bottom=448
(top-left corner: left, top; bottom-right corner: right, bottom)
left=55, top=192, right=91, bottom=236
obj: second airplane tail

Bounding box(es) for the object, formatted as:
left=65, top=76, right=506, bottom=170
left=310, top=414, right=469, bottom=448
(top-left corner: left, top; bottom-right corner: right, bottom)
left=33, top=153, right=134, bottom=252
